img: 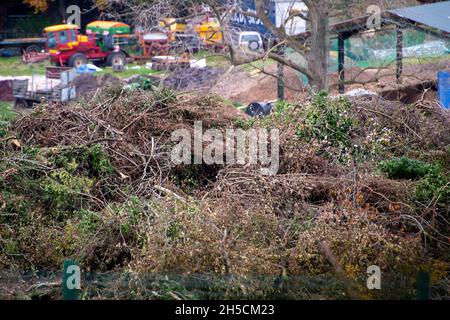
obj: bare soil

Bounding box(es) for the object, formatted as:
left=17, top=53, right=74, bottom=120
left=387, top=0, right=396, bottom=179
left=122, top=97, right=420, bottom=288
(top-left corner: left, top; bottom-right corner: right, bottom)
left=212, top=65, right=306, bottom=105
left=211, top=58, right=450, bottom=105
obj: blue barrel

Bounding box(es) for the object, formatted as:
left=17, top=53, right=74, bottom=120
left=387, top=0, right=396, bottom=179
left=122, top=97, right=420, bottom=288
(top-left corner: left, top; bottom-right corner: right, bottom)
left=437, top=71, right=450, bottom=109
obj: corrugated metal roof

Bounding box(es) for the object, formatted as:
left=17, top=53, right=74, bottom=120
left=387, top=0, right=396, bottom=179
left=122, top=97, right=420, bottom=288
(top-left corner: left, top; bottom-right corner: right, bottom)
left=389, top=1, right=450, bottom=33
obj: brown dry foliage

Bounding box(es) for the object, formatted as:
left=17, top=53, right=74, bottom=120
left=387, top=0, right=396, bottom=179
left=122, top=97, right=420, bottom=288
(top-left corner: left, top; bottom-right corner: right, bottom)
left=1, top=88, right=449, bottom=299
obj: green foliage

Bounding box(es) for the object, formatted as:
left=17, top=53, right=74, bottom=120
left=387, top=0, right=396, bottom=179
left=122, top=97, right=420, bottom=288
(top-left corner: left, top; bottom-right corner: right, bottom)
left=0, top=102, right=15, bottom=122
left=0, top=122, right=7, bottom=138
left=0, top=102, right=15, bottom=138
left=0, top=190, right=30, bottom=223
left=378, top=157, right=436, bottom=180
left=124, top=77, right=154, bottom=91
left=234, top=117, right=256, bottom=130
left=114, top=197, right=146, bottom=238
left=297, top=92, right=354, bottom=144
left=42, top=169, right=93, bottom=210
left=1, top=85, right=447, bottom=299
left=3, top=238, right=19, bottom=256
left=77, top=209, right=101, bottom=235
left=414, top=168, right=450, bottom=208
left=52, top=144, right=113, bottom=176
left=274, top=100, right=292, bottom=114
left=54, top=155, right=79, bottom=173
left=152, top=87, right=177, bottom=106
left=139, top=77, right=154, bottom=91
left=85, top=144, right=114, bottom=176
left=296, top=92, right=355, bottom=162
left=379, top=157, right=450, bottom=211
left=166, top=221, right=181, bottom=241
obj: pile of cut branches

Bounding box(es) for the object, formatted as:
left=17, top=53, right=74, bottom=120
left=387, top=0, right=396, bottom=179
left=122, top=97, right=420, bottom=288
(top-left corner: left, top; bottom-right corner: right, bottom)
left=1, top=87, right=449, bottom=300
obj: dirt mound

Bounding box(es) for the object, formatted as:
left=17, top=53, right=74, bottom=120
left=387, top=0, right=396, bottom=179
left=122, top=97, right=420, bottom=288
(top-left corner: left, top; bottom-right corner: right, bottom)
left=329, top=59, right=450, bottom=96
left=163, top=67, right=222, bottom=90
left=212, top=64, right=305, bottom=105
left=73, top=73, right=121, bottom=98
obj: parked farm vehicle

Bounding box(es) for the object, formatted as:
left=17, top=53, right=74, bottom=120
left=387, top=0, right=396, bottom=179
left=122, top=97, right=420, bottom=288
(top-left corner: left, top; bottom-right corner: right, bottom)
left=131, top=32, right=169, bottom=61
left=160, top=15, right=224, bottom=51
left=44, top=21, right=131, bottom=68
left=12, top=67, right=78, bottom=108
left=194, top=19, right=223, bottom=49
left=159, top=18, right=187, bottom=41
left=0, top=34, right=46, bottom=54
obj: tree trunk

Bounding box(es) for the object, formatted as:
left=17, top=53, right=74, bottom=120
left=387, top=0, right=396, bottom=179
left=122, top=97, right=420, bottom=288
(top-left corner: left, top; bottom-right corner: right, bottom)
left=0, top=2, right=7, bottom=32
left=306, top=3, right=330, bottom=91
left=58, top=0, right=67, bottom=22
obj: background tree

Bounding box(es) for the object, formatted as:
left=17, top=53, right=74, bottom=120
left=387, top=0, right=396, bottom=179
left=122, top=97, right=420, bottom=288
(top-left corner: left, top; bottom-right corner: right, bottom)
left=98, top=0, right=426, bottom=91
left=22, top=0, right=107, bottom=20
left=23, top=0, right=49, bottom=12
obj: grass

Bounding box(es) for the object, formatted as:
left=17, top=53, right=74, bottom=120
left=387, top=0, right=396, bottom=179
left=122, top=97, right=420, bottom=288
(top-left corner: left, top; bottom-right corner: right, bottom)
left=0, top=101, right=15, bottom=122
left=0, top=57, right=48, bottom=77
left=403, top=54, right=450, bottom=66
left=193, top=51, right=230, bottom=68
left=0, top=101, right=15, bottom=137
left=350, top=54, right=449, bottom=69
left=193, top=50, right=276, bottom=76
left=0, top=56, right=162, bottom=78
left=242, top=58, right=276, bottom=72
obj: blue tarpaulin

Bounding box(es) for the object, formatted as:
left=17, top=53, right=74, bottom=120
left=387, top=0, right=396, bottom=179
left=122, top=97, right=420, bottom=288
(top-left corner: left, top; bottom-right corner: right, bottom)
left=76, top=64, right=101, bottom=74
left=438, top=71, right=450, bottom=109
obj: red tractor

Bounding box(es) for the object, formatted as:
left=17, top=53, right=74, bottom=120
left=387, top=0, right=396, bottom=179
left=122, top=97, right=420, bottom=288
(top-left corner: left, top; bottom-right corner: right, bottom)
left=44, top=21, right=131, bottom=68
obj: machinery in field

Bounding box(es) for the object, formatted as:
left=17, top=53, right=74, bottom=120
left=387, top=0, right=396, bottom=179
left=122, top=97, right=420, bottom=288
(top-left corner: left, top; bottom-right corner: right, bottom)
left=159, top=18, right=187, bottom=41
left=133, top=32, right=169, bottom=61
left=43, top=21, right=131, bottom=68
left=0, top=33, right=46, bottom=54
left=194, top=18, right=223, bottom=48
left=159, top=15, right=223, bottom=51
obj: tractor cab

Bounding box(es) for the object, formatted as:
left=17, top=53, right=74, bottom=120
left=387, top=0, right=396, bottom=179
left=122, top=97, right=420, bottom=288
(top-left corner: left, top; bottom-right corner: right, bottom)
left=44, top=24, right=88, bottom=53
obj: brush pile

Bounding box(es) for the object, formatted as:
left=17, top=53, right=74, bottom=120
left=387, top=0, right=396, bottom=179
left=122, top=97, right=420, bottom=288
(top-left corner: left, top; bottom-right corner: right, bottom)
left=1, top=86, right=449, bottom=300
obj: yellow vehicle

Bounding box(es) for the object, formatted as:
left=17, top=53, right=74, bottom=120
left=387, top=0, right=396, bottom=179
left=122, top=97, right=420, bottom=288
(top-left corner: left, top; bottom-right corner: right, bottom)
left=160, top=16, right=223, bottom=47
left=43, top=24, right=89, bottom=54
left=194, top=20, right=223, bottom=46
left=159, top=18, right=187, bottom=41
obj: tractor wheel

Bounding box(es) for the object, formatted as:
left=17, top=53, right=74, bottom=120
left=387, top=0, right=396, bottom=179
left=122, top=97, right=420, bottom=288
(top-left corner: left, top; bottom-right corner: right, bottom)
left=106, top=52, right=127, bottom=67
left=25, top=45, right=41, bottom=54
left=14, top=98, right=30, bottom=109
left=68, top=53, right=88, bottom=68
